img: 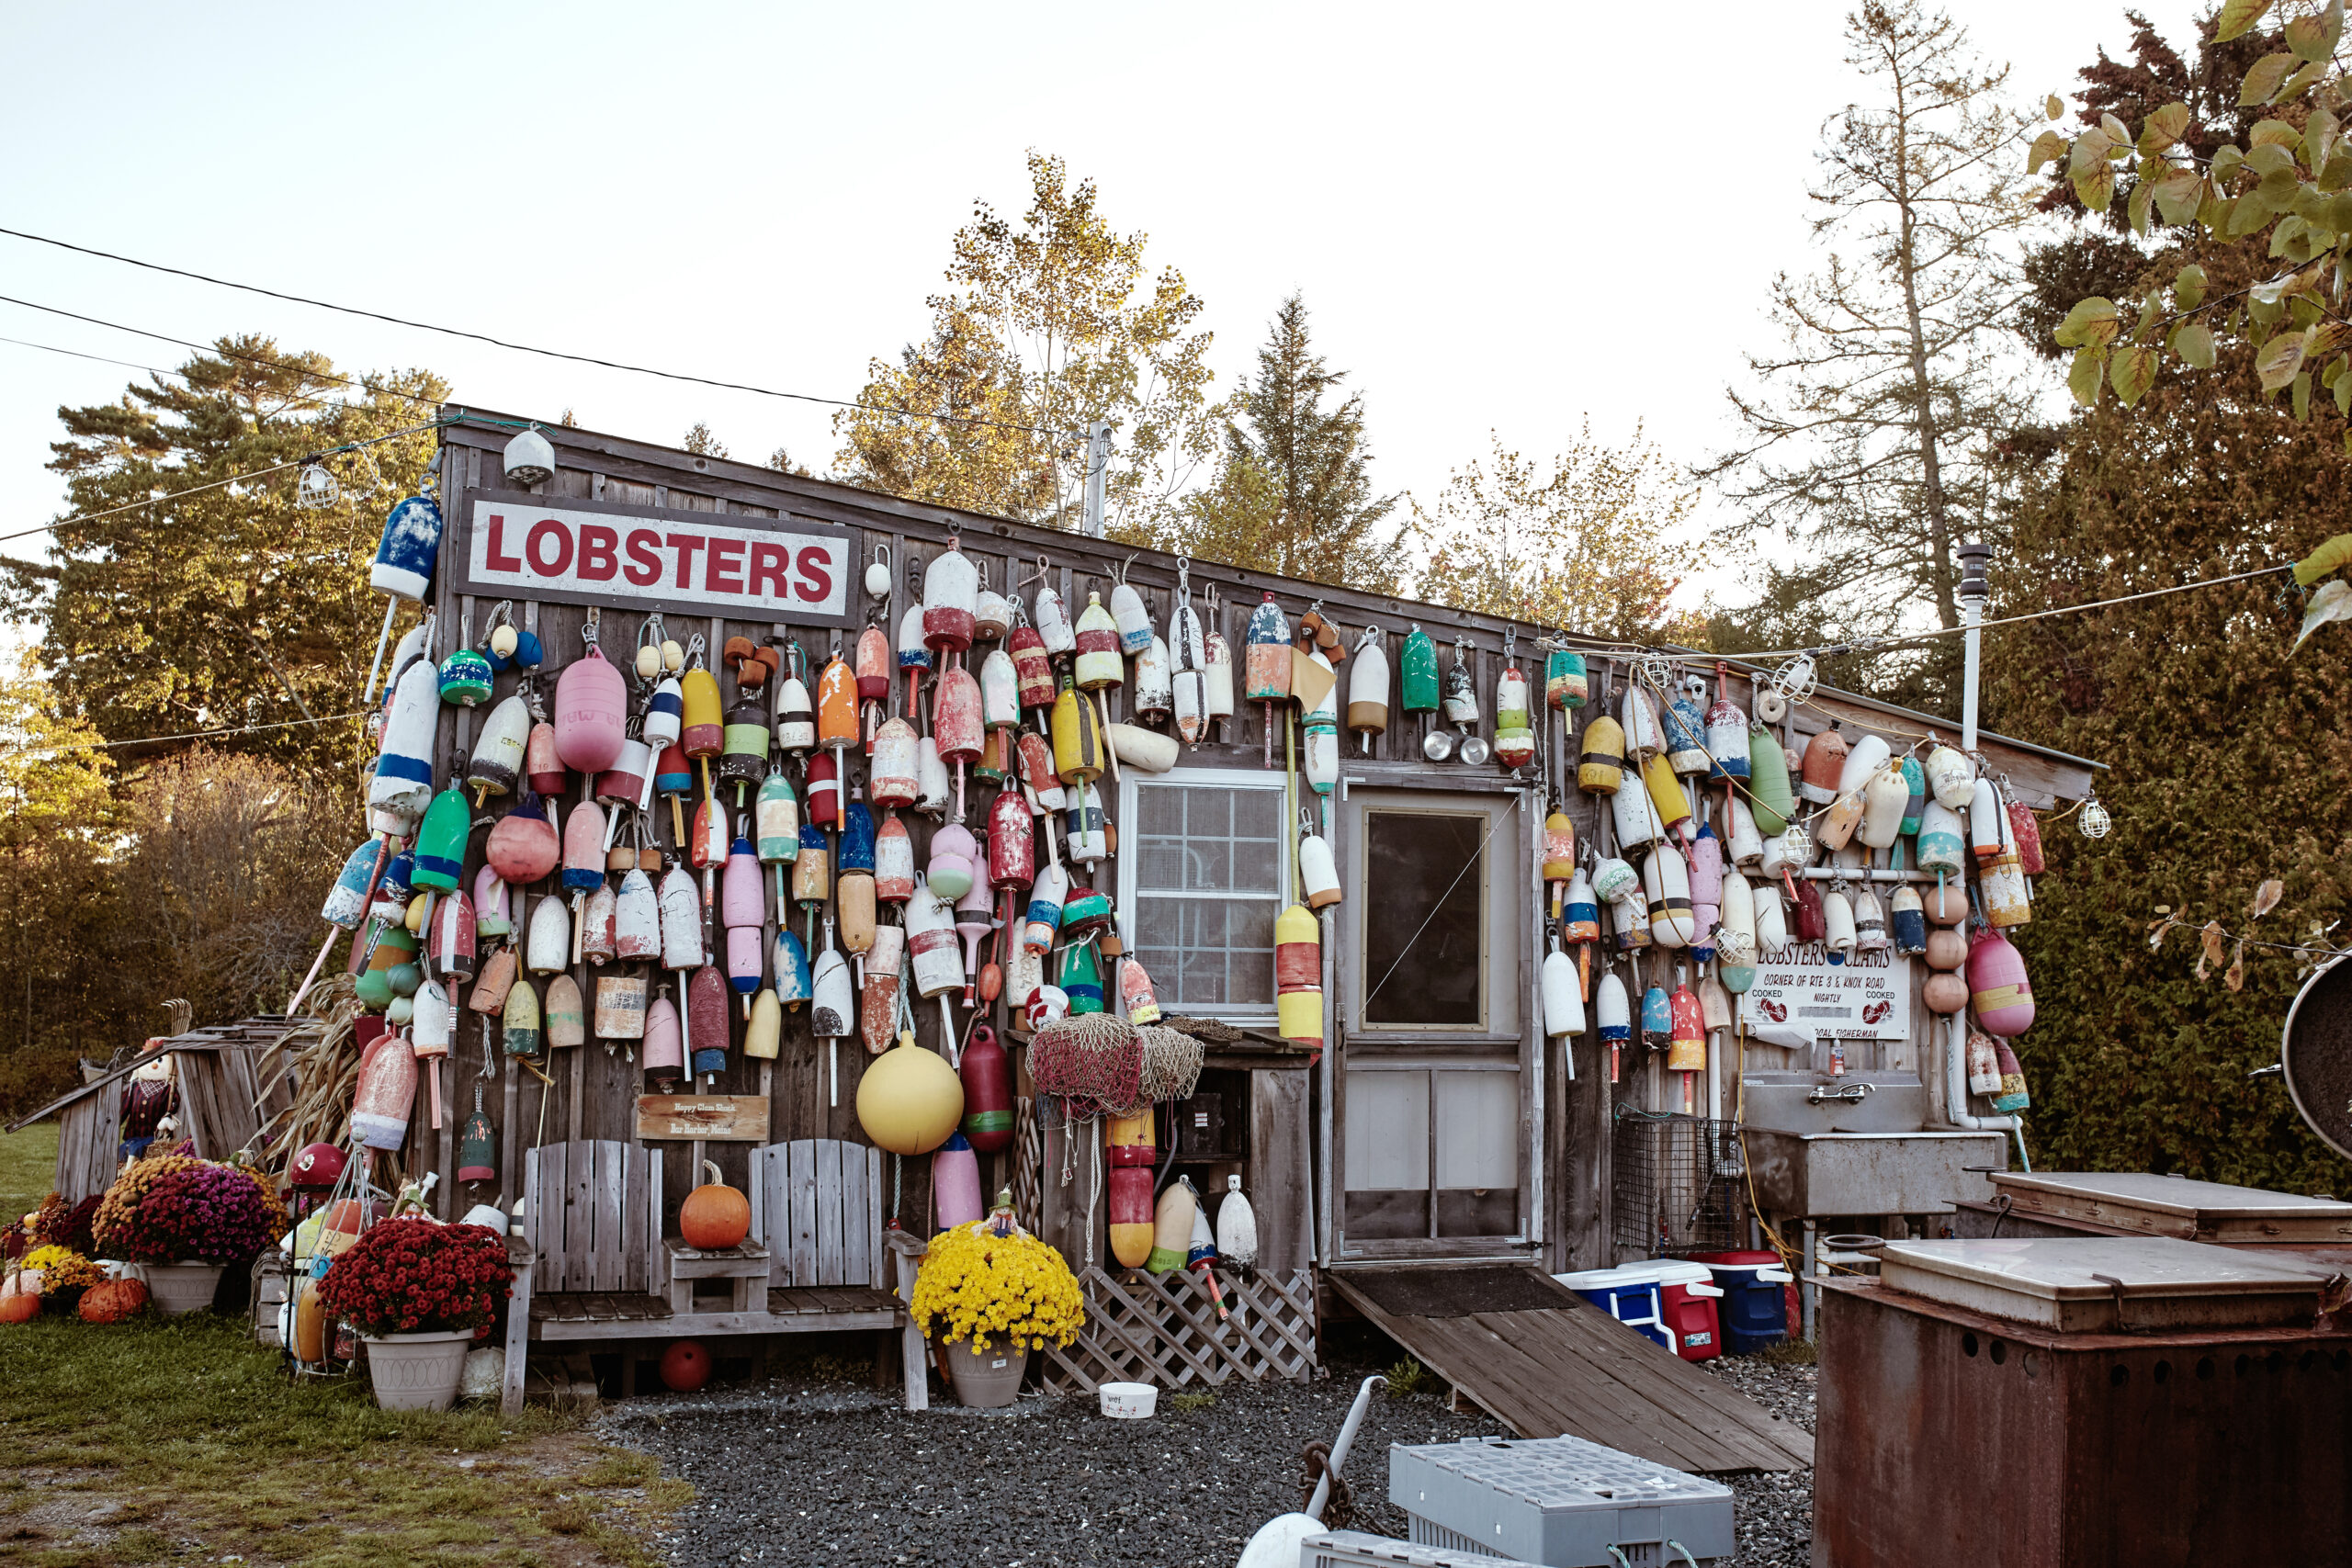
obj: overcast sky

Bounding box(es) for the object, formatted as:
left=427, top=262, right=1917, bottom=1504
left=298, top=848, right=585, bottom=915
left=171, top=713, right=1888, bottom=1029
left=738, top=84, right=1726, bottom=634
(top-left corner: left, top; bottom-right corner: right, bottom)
left=0, top=2, right=2207, bottom=622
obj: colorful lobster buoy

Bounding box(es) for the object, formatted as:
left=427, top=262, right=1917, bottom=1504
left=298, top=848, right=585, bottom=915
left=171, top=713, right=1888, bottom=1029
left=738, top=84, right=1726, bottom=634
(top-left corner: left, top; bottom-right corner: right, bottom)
left=1246, top=592, right=1290, bottom=767
left=1495, top=647, right=1534, bottom=769
left=1275, top=904, right=1322, bottom=1049
left=1665, top=675, right=1711, bottom=776
left=555, top=631, right=629, bottom=777
left=1542, top=931, right=1585, bottom=1045
left=1926, top=743, right=1973, bottom=810
left=641, top=991, right=683, bottom=1087
left=1348, top=626, right=1389, bottom=752
left=1719, top=873, right=1758, bottom=991
left=957, top=1023, right=1014, bottom=1153
left=1545, top=648, right=1588, bottom=711
left=1578, top=710, right=1625, bottom=795
left=923, top=537, right=978, bottom=659
left=1967, top=927, right=2034, bottom=1035
left=1595, top=970, right=1630, bottom=1081
left=1746, top=723, right=1793, bottom=837
left=1704, top=664, right=1750, bottom=781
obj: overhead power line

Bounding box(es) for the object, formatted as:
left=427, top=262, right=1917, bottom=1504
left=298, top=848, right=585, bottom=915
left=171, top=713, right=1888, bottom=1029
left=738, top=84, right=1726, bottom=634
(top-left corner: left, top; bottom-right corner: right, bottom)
left=0, top=224, right=1060, bottom=438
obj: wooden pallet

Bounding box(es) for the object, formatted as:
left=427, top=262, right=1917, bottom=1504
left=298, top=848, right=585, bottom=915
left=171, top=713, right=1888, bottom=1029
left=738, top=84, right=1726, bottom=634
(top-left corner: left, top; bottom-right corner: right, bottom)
left=1039, top=1267, right=1317, bottom=1393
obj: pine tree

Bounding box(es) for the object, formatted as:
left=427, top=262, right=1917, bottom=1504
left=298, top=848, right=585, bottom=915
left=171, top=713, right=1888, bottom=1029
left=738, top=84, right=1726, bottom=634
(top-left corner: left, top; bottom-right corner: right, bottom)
left=20, top=337, right=447, bottom=790
left=1704, top=0, right=2035, bottom=639
left=1157, top=294, right=1399, bottom=589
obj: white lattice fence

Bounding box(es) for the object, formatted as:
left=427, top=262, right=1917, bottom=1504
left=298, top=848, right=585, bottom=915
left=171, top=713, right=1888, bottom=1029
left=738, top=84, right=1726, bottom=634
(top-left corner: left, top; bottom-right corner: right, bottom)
left=1040, top=1267, right=1317, bottom=1393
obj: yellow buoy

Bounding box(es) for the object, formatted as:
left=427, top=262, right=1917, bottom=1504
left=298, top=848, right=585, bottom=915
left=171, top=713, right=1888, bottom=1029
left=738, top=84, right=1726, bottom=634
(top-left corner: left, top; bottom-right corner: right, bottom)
left=854, top=1039, right=964, bottom=1155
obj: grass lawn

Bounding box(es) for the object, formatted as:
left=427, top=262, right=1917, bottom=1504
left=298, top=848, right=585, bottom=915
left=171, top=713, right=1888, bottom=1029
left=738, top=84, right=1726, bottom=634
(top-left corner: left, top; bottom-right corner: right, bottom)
left=1, top=1122, right=690, bottom=1568
left=2, top=1120, right=60, bottom=1220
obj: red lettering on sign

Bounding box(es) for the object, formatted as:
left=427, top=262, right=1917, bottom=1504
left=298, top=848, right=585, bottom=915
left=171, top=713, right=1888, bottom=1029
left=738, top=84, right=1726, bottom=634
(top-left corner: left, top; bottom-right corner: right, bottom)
left=623, top=529, right=663, bottom=587
left=484, top=514, right=523, bottom=572
left=666, top=533, right=707, bottom=590
left=526, top=519, right=573, bottom=577
left=796, top=546, right=834, bottom=604
left=749, top=542, right=790, bottom=600
left=577, top=524, right=619, bottom=581
left=707, top=537, right=745, bottom=594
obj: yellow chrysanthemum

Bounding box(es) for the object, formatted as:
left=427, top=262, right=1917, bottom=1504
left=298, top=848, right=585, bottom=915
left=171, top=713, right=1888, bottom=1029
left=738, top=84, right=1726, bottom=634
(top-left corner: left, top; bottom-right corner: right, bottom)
left=909, top=1222, right=1086, bottom=1352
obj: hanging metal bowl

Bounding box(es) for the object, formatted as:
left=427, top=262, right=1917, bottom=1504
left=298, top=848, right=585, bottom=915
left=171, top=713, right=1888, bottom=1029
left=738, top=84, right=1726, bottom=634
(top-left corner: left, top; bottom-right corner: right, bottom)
left=1458, top=736, right=1493, bottom=766
left=1422, top=730, right=1455, bottom=761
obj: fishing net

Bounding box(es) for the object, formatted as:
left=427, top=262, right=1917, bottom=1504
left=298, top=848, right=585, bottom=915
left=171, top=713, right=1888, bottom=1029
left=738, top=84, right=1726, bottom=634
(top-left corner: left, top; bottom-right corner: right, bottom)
left=1028, top=1014, right=1141, bottom=1118
left=1135, top=1025, right=1204, bottom=1107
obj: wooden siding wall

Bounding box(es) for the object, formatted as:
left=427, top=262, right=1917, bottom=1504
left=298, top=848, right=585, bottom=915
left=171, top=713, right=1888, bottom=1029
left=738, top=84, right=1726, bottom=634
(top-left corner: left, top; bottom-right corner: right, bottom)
left=414, top=414, right=2095, bottom=1275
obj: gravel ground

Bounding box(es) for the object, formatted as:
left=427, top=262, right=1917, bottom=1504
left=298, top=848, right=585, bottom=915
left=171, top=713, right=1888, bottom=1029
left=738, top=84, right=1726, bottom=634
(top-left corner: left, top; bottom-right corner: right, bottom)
left=610, top=1341, right=1821, bottom=1568
left=1702, top=1350, right=1819, bottom=1568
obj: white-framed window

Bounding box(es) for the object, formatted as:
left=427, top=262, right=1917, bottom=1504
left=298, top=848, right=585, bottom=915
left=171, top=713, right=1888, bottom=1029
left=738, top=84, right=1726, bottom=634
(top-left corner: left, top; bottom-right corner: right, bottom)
left=1116, top=766, right=1294, bottom=1018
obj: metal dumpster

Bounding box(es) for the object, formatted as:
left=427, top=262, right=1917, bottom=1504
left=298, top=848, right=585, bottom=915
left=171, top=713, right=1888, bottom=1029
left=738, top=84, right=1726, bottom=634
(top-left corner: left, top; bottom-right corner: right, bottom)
left=1814, top=1238, right=2352, bottom=1566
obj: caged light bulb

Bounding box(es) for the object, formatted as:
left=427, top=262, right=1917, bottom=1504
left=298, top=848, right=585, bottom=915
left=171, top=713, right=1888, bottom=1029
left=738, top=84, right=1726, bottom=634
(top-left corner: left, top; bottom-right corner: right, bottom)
left=295, top=462, right=338, bottom=510
left=2078, top=795, right=2111, bottom=840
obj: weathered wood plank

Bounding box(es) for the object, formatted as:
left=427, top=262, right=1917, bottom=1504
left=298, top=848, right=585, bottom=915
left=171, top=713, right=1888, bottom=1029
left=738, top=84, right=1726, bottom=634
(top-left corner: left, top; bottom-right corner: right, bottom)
left=790, top=1139, right=819, bottom=1285
left=815, top=1139, right=844, bottom=1287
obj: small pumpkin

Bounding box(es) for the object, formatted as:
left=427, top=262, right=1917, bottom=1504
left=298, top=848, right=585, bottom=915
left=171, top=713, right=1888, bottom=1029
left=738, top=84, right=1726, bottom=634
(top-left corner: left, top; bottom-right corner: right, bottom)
left=79, top=1277, right=150, bottom=1324
left=1922, top=972, right=1969, bottom=1014
left=0, top=1292, right=40, bottom=1325
left=679, top=1162, right=750, bottom=1251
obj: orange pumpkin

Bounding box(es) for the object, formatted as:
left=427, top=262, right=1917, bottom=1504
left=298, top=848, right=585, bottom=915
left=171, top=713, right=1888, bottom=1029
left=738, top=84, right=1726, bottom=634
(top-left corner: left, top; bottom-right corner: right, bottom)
left=679, top=1161, right=750, bottom=1250
left=0, top=1292, right=40, bottom=1325
left=79, top=1277, right=150, bottom=1324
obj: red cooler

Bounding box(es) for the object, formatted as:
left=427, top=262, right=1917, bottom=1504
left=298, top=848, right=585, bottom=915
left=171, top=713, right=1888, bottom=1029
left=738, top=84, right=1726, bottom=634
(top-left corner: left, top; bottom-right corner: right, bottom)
left=1616, top=1259, right=1724, bottom=1362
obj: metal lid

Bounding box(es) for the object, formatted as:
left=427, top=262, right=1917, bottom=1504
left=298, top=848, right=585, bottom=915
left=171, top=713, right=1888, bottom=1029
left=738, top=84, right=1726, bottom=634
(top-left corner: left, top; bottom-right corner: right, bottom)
left=1988, top=1171, right=2352, bottom=1241
left=1879, top=1237, right=2327, bottom=1327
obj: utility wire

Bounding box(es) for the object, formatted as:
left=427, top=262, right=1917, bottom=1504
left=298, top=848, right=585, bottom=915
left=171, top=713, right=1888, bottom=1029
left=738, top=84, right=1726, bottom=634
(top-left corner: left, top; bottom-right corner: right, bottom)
left=0, top=294, right=450, bottom=410
left=0, top=708, right=368, bottom=761
left=0, top=414, right=448, bottom=547
left=0, top=225, right=1063, bottom=438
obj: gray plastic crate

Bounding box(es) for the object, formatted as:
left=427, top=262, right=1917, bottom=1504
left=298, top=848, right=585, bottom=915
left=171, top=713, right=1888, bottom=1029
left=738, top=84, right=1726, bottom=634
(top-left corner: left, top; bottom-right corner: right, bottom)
left=1388, top=1435, right=1734, bottom=1567
left=1298, top=1531, right=1540, bottom=1568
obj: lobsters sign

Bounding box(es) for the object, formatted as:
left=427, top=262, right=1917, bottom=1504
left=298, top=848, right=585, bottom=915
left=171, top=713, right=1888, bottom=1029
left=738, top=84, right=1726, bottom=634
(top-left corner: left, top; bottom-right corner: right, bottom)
left=454, top=490, right=854, bottom=626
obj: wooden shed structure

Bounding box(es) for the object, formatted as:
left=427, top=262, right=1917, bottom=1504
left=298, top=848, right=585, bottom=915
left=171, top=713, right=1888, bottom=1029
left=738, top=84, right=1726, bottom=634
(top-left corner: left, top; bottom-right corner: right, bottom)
left=6, top=1018, right=308, bottom=1202
left=373, top=412, right=2093, bottom=1435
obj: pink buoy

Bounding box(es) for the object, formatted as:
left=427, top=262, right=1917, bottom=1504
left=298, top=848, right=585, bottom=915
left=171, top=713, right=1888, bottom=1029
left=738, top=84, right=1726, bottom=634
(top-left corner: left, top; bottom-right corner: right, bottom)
left=554, top=641, right=628, bottom=775
left=933, top=1133, right=983, bottom=1229
left=351, top=1030, right=418, bottom=1150
left=1966, top=926, right=2035, bottom=1037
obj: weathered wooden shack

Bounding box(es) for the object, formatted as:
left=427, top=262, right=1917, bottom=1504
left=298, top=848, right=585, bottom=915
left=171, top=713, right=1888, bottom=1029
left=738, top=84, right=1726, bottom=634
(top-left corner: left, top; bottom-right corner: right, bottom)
left=394, top=412, right=2091, bottom=1434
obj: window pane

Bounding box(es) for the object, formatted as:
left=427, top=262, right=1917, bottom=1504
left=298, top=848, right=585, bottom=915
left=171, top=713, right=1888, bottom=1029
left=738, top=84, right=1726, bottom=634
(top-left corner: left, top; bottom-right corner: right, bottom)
left=1344, top=1071, right=1429, bottom=1191
left=1138, top=784, right=1184, bottom=836
left=1128, top=780, right=1286, bottom=1010
left=1363, top=812, right=1485, bottom=1026
left=1434, top=1072, right=1518, bottom=1190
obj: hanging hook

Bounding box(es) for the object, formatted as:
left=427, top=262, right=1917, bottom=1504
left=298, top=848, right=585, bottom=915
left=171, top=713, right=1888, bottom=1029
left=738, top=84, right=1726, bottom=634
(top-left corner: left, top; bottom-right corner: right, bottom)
left=582, top=606, right=601, bottom=649
left=685, top=630, right=707, bottom=668
left=1016, top=555, right=1049, bottom=593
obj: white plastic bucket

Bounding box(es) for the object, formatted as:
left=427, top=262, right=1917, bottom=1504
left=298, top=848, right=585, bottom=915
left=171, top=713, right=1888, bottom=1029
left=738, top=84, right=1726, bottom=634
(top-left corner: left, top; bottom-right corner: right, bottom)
left=1099, top=1381, right=1158, bottom=1418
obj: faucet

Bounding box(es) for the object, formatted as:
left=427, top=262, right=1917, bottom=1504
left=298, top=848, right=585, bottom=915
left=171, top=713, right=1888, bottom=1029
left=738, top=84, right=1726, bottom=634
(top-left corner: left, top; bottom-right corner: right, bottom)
left=1808, top=1081, right=1875, bottom=1105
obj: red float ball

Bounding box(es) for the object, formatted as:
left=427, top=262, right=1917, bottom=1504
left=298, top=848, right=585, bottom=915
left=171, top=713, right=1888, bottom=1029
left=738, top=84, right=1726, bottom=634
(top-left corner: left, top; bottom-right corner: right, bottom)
left=658, top=1338, right=711, bottom=1393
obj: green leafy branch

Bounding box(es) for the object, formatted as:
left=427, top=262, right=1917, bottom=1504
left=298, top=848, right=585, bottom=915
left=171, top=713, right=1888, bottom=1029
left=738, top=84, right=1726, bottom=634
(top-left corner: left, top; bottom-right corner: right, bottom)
left=2041, top=0, right=2352, bottom=421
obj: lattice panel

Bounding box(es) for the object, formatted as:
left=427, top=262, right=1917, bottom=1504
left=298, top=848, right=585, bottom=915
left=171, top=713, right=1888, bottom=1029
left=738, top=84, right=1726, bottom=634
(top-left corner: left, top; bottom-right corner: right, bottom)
left=1040, top=1267, right=1317, bottom=1393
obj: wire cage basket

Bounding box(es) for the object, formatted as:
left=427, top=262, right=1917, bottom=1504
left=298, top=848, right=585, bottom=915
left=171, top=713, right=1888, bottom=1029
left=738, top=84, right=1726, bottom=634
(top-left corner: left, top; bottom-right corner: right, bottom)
left=1611, top=1109, right=1744, bottom=1255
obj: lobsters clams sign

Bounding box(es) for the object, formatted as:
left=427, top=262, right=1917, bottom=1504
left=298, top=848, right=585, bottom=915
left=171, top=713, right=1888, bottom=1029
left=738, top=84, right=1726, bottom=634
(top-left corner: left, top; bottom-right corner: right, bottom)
left=1737, top=943, right=1914, bottom=1042
left=453, top=490, right=855, bottom=626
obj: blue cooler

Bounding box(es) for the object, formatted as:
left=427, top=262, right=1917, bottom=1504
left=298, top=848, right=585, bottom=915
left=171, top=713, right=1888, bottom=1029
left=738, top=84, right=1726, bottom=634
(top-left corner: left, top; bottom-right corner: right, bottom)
left=1553, top=1266, right=1669, bottom=1349
left=1689, top=1249, right=1796, bottom=1354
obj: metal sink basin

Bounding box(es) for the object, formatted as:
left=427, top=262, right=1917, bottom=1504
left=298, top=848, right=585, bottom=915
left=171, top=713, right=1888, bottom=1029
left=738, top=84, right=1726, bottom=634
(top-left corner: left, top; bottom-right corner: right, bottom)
left=1741, top=1071, right=1931, bottom=1134
left=1743, top=1128, right=2005, bottom=1217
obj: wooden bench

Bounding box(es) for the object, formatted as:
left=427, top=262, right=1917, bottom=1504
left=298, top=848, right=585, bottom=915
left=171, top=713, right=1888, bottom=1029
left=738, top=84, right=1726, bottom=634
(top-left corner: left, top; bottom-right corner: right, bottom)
left=500, top=1137, right=922, bottom=1412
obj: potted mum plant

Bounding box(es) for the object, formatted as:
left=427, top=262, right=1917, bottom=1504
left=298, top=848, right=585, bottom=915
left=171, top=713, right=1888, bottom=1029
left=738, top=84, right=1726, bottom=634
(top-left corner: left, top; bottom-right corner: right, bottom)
left=317, top=1218, right=512, bottom=1412
left=93, top=1153, right=276, bottom=1315
left=21, top=1246, right=106, bottom=1315
left=908, top=1195, right=1085, bottom=1408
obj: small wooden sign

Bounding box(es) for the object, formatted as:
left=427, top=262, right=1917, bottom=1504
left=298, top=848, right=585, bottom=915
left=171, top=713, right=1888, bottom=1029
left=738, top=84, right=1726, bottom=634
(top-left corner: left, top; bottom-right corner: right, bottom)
left=635, top=1094, right=770, bottom=1143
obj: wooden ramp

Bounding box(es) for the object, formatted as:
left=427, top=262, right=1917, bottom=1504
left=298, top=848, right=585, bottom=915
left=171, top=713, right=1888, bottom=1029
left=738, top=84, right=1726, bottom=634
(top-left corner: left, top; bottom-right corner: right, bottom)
left=1329, top=1264, right=1813, bottom=1473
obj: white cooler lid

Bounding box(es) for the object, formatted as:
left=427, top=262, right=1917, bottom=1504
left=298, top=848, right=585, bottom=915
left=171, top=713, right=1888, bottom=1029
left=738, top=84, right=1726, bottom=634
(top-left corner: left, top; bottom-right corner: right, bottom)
left=1878, top=1236, right=2327, bottom=1320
